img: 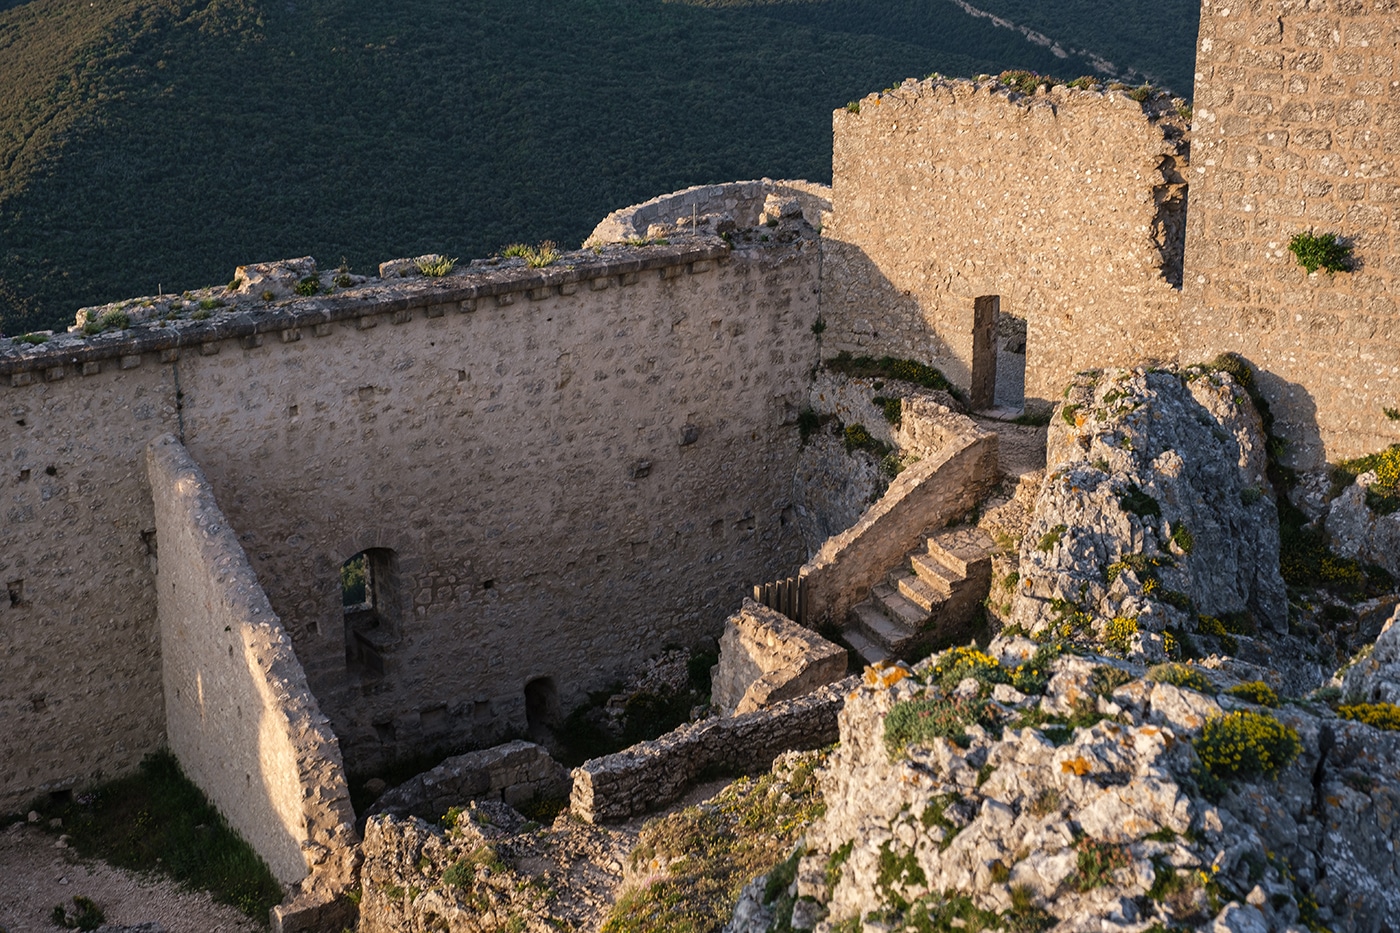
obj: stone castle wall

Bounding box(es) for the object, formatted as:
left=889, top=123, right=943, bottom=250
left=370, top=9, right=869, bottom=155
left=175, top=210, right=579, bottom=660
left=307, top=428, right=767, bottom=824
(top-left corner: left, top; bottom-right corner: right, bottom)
left=0, top=235, right=821, bottom=809
left=822, top=77, right=1189, bottom=409
left=147, top=435, right=356, bottom=927
left=1181, top=0, right=1400, bottom=467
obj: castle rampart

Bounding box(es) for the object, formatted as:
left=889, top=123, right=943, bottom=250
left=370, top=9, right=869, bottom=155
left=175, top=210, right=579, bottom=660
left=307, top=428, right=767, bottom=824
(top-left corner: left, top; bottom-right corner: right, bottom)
left=822, top=77, right=1189, bottom=410
left=1182, top=0, right=1400, bottom=467
left=0, top=235, right=821, bottom=811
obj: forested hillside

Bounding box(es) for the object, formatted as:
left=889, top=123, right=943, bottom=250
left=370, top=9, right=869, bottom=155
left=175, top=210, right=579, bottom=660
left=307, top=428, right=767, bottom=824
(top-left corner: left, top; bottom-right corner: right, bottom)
left=0, top=0, right=1199, bottom=333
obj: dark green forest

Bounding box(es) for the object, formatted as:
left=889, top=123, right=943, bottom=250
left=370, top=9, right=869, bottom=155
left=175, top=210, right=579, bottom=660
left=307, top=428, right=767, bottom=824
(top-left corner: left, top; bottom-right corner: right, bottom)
left=0, top=0, right=1200, bottom=333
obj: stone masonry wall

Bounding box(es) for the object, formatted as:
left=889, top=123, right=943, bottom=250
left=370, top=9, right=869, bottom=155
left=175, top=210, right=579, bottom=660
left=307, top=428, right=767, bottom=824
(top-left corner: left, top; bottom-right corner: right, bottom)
left=1181, top=0, right=1400, bottom=467
left=822, top=77, right=1189, bottom=408
left=0, top=234, right=820, bottom=807
left=569, top=675, right=857, bottom=823
left=147, top=435, right=357, bottom=929
left=0, top=343, right=172, bottom=815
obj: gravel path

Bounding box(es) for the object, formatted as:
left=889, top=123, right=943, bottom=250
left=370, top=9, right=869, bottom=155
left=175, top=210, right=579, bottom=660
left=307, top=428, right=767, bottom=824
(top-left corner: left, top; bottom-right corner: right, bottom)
left=0, top=823, right=261, bottom=933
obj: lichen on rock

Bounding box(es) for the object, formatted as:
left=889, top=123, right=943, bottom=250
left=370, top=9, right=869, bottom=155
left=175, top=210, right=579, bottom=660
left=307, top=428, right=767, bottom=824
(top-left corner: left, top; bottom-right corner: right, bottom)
left=1010, top=366, right=1288, bottom=662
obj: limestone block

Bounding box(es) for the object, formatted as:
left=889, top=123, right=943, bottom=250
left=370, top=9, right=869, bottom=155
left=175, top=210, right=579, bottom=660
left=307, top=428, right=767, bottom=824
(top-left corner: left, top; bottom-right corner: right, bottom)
left=711, top=599, right=847, bottom=716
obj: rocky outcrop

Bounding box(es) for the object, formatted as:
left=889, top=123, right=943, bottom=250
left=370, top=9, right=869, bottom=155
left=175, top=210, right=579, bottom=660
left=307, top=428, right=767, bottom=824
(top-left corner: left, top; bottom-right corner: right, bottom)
left=1326, top=476, right=1400, bottom=580
left=365, top=741, right=571, bottom=824
left=1342, top=605, right=1400, bottom=705
left=711, top=600, right=847, bottom=716
left=1011, top=366, right=1289, bottom=658
left=742, top=640, right=1400, bottom=932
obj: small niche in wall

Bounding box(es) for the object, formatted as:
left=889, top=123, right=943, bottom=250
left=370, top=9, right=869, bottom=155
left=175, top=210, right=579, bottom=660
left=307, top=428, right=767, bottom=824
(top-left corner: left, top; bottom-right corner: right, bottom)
left=7, top=580, right=24, bottom=608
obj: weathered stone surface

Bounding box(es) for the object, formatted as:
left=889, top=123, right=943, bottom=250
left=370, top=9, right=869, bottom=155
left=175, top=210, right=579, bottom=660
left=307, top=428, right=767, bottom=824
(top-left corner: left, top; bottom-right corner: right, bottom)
left=0, top=234, right=820, bottom=815
left=147, top=435, right=359, bottom=931
left=822, top=76, right=1188, bottom=408
left=1326, top=478, right=1400, bottom=580
left=1182, top=0, right=1400, bottom=469
left=1011, top=366, right=1289, bottom=653
left=1342, top=605, right=1400, bottom=705
left=585, top=178, right=830, bottom=245
left=764, top=638, right=1400, bottom=933
left=710, top=599, right=846, bottom=716
left=365, top=740, right=571, bottom=823
left=570, top=676, right=856, bottom=823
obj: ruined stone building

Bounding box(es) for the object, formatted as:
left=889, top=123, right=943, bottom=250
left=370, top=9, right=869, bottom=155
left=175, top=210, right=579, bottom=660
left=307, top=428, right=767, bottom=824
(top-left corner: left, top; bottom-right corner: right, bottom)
left=1, top=0, right=1396, bottom=925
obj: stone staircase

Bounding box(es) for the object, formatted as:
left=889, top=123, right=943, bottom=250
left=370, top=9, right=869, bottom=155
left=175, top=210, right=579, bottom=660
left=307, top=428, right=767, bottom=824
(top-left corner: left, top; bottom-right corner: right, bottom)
left=841, top=525, right=995, bottom=665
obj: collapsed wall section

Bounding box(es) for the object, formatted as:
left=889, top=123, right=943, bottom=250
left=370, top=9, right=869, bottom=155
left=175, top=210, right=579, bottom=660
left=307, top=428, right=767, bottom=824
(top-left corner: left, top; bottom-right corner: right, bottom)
left=1181, top=0, right=1400, bottom=467
left=147, top=434, right=357, bottom=929
left=822, top=78, right=1189, bottom=408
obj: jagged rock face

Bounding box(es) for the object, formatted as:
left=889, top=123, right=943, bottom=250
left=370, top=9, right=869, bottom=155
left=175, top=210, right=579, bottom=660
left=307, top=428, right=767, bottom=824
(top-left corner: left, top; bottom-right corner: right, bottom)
left=774, top=641, right=1400, bottom=933
left=1342, top=605, right=1400, bottom=705
left=1012, top=367, right=1288, bottom=654
left=1326, top=479, right=1400, bottom=580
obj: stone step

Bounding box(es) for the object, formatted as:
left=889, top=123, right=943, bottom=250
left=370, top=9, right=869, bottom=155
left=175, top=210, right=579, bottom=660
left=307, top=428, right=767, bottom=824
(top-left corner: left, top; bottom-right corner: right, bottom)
left=840, top=626, right=890, bottom=667
left=926, top=526, right=996, bottom=578
left=909, top=551, right=960, bottom=594
left=849, top=601, right=917, bottom=654
left=891, top=569, right=947, bottom=613
left=871, top=582, right=930, bottom=629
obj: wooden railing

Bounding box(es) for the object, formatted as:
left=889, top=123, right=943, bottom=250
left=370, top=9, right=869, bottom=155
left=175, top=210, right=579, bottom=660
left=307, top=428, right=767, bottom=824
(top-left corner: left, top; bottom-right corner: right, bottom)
left=752, top=575, right=807, bottom=625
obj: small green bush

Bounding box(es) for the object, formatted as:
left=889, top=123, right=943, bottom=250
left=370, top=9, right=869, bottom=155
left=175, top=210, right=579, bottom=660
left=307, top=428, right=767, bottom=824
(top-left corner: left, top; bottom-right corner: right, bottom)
left=884, top=695, right=996, bottom=758
left=1104, top=616, right=1138, bottom=655
left=843, top=423, right=890, bottom=457
left=1118, top=483, right=1161, bottom=519
left=1170, top=523, right=1194, bottom=554
left=1337, top=702, right=1400, bottom=731
left=1147, top=663, right=1212, bottom=693
left=1127, top=84, right=1154, bottom=102
left=1061, top=403, right=1080, bottom=425
left=1335, top=444, right=1400, bottom=515
left=1288, top=230, right=1352, bottom=274
left=823, top=351, right=955, bottom=396
left=998, top=69, right=1059, bottom=95
left=197, top=297, right=223, bottom=311
left=51, top=895, right=105, bottom=931
left=845, top=100, right=860, bottom=113
left=15, top=332, right=48, bottom=344
left=293, top=275, right=320, bottom=296
left=1036, top=524, right=1067, bottom=552
left=871, top=395, right=902, bottom=427
left=1194, top=710, right=1300, bottom=782
left=1074, top=837, right=1131, bottom=890
left=1226, top=681, right=1279, bottom=708
left=415, top=254, right=458, bottom=276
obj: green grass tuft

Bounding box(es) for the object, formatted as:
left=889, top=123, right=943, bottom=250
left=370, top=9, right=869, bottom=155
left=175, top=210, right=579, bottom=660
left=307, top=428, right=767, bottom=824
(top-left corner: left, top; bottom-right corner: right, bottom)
left=32, top=749, right=282, bottom=921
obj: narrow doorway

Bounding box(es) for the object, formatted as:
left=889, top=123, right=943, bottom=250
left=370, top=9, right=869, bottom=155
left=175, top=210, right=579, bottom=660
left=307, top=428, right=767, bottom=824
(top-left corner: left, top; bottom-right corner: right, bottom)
left=524, top=677, right=560, bottom=739
left=969, top=295, right=999, bottom=410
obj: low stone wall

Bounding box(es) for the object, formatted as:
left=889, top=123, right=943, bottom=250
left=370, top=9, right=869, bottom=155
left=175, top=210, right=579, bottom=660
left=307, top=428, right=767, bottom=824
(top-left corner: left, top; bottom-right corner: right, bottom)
left=365, top=740, right=570, bottom=823
left=585, top=179, right=831, bottom=244
left=711, top=600, right=847, bottom=716
left=799, top=430, right=999, bottom=631
left=147, top=435, right=358, bottom=932
left=569, top=676, right=857, bottom=823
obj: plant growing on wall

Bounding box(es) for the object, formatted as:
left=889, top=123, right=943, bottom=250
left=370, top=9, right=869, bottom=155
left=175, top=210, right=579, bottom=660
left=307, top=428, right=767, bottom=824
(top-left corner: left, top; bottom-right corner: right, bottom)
left=1287, top=231, right=1352, bottom=274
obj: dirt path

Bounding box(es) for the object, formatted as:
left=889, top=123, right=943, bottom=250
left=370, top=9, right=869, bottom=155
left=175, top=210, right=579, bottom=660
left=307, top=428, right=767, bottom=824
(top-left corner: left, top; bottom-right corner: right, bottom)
left=0, top=822, right=260, bottom=933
